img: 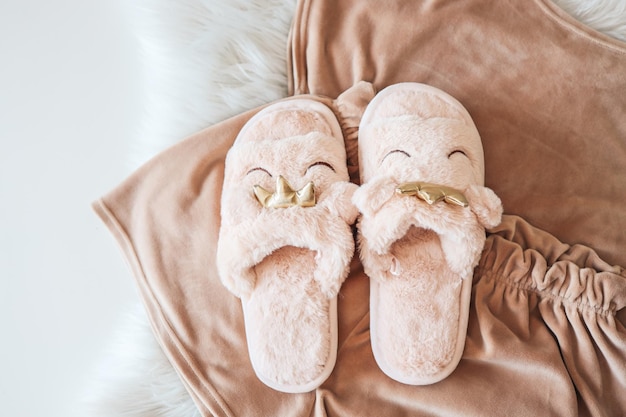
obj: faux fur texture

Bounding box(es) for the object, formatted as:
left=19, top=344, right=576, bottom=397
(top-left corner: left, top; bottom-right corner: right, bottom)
left=556, top=0, right=626, bottom=41
left=216, top=99, right=357, bottom=392
left=354, top=176, right=502, bottom=382
left=218, top=101, right=358, bottom=299
left=124, top=0, right=297, bottom=167
left=353, top=83, right=502, bottom=384
left=354, top=178, right=501, bottom=281
left=354, top=83, right=500, bottom=280
left=218, top=174, right=357, bottom=298
left=243, top=248, right=336, bottom=391
left=82, top=306, right=203, bottom=417
left=86, top=0, right=626, bottom=415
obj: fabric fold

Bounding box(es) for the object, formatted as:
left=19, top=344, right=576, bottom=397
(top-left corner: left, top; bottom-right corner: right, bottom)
left=476, top=215, right=626, bottom=417
left=480, top=215, right=626, bottom=316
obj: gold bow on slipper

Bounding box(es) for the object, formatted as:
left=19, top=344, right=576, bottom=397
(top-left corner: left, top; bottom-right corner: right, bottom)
left=396, top=182, right=468, bottom=207
left=254, top=175, right=316, bottom=208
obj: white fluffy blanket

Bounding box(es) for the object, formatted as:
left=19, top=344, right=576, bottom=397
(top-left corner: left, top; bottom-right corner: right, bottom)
left=83, top=1, right=626, bottom=415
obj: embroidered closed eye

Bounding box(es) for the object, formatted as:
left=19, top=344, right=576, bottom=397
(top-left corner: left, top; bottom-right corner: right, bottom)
left=305, top=161, right=335, bottom=174
left=448, top=149, right=467, bottom=158
left=380, top=149, right=411, bottom=165
left=246, top=167, right=273, bottom=177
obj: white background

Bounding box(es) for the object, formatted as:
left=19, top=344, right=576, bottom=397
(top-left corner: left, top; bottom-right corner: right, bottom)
left=1, top=0, right=144, bottom=415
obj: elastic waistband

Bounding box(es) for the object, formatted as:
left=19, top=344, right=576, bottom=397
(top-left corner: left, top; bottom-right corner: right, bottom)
left=477, top=215, right=626, bottom=315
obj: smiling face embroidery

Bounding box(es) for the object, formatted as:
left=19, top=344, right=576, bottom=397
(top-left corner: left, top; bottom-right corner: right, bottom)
left=248, top=160, right=338, bottom=209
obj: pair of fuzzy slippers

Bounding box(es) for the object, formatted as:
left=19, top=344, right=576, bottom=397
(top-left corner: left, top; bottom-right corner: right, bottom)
left=217, top=82, right=503, bottom=393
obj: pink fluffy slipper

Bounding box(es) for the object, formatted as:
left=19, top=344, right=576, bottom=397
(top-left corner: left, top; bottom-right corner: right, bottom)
left=353, top=83, right=503, bottom=385
left=216, top=98, right=358, bottom=393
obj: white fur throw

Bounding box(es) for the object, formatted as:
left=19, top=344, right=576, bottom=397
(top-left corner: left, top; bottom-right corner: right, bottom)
left=126, top=0, right=297, bottom=168
left=83, top=0, right=626, bottom=415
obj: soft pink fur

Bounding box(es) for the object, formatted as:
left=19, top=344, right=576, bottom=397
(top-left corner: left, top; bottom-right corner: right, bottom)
left=354, top=83, right=502, bottom=384
left=216, top=100, right=357, bottom=391
left=218, top=132, right=358, bottom=298
left=354, top=178, right=501, bottom=280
